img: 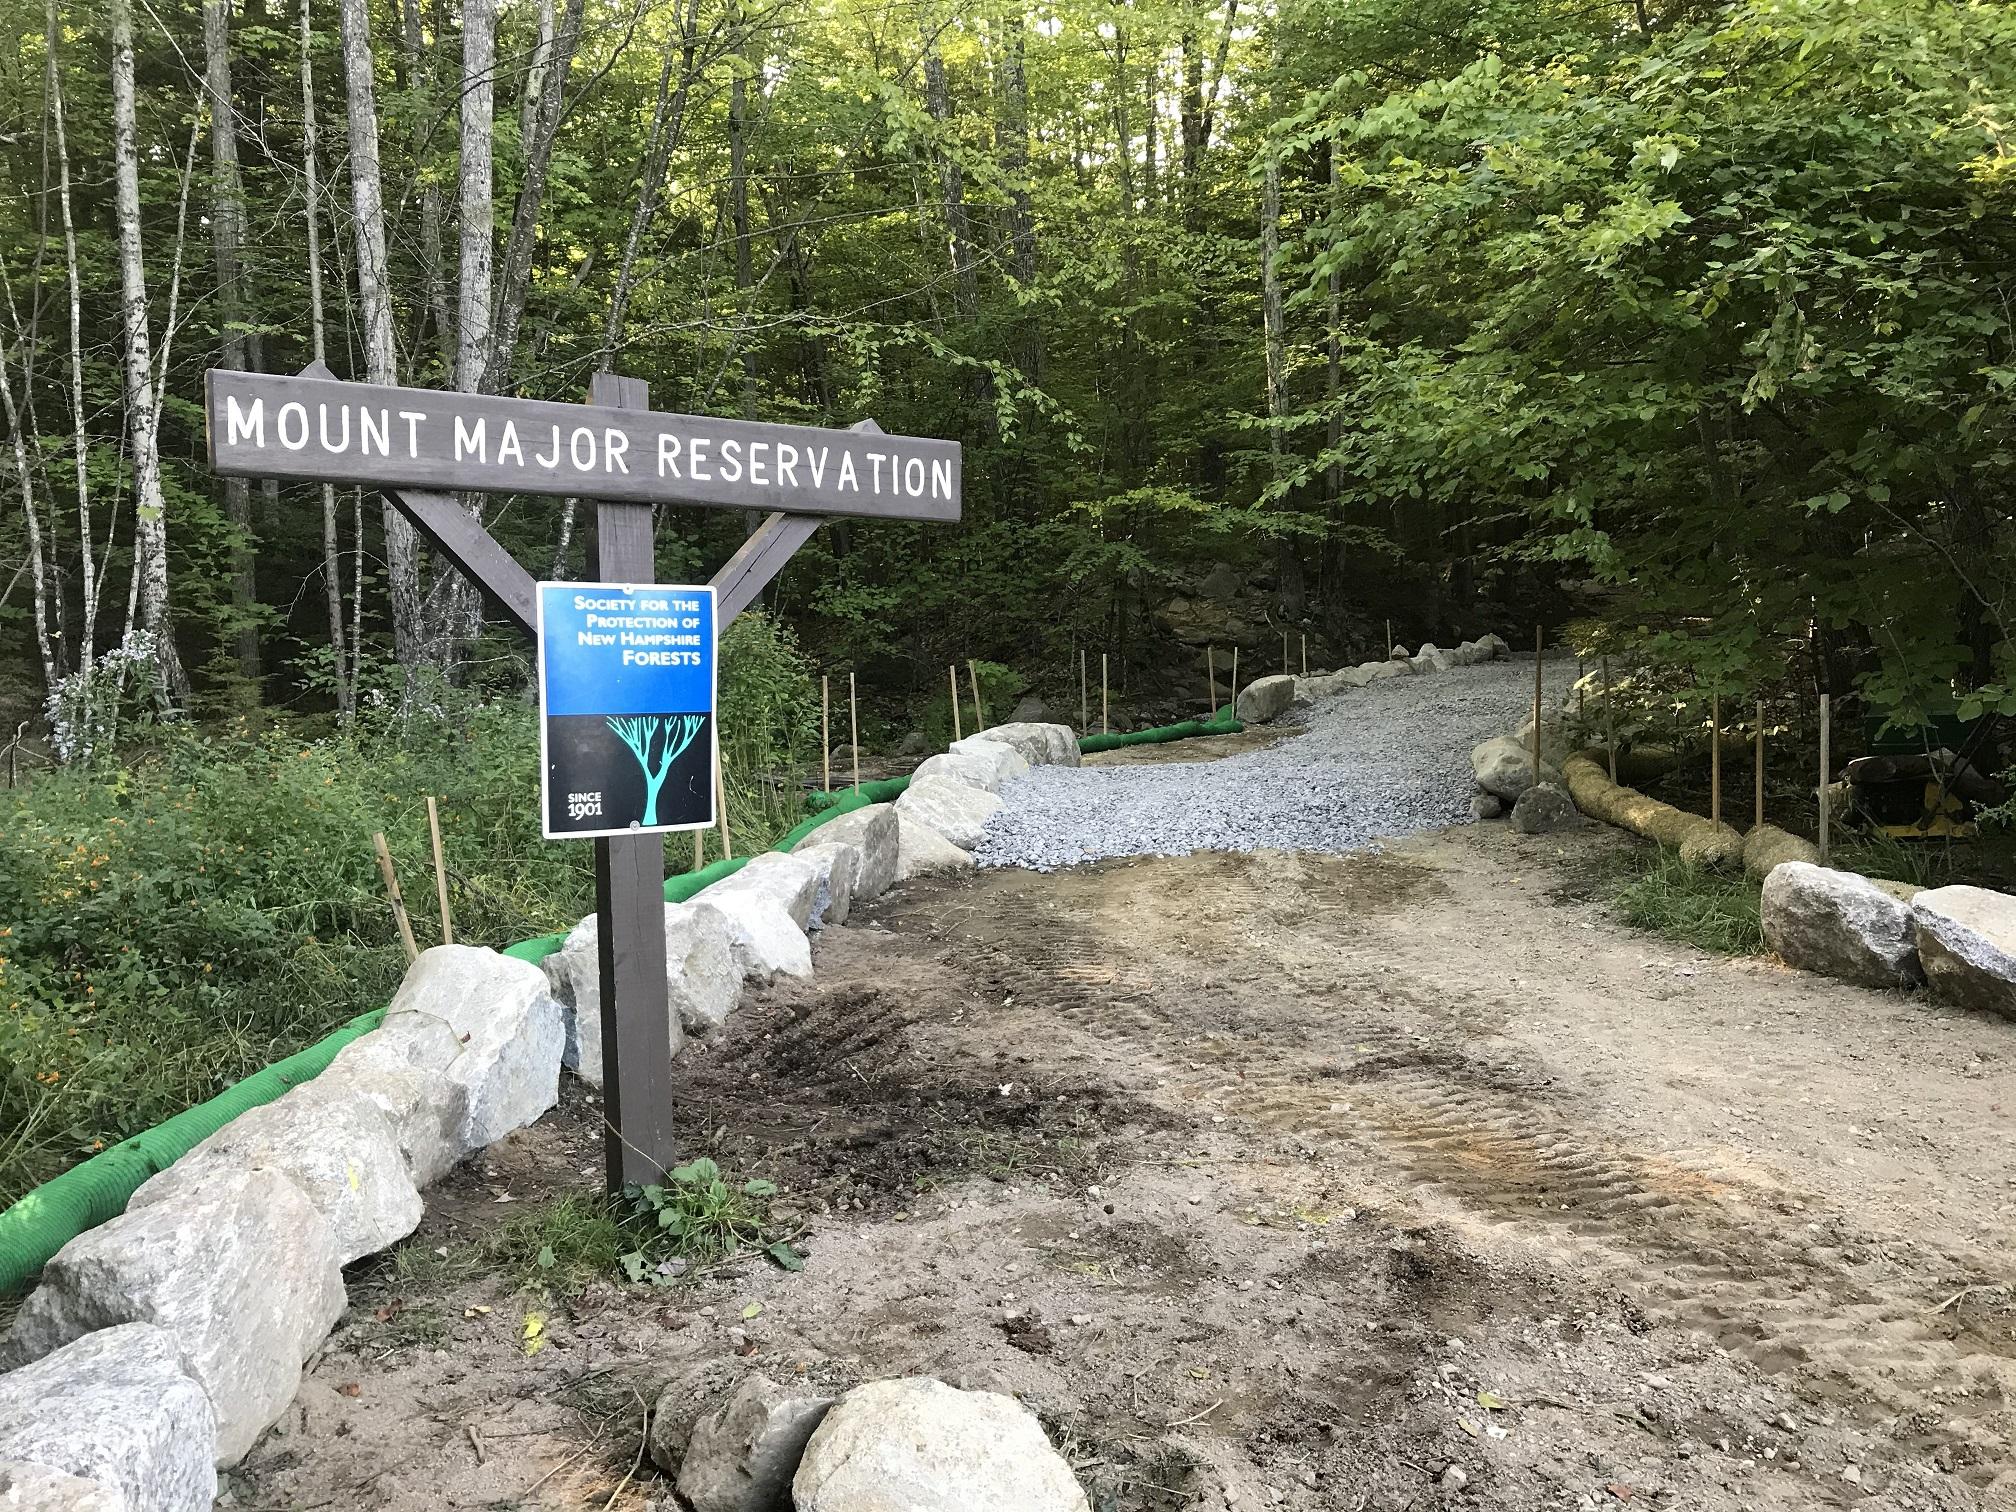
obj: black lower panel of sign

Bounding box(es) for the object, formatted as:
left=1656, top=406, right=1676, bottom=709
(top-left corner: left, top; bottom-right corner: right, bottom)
left=545, top=712, right=714, bottom=835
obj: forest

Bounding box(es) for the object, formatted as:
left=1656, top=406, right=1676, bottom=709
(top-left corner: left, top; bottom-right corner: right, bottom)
left=1, top=0, right=2013, bottom=1195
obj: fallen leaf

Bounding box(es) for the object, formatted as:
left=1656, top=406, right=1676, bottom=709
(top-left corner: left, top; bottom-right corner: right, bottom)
left=1476, top=1390, right=1509, bottom=1410
left=1607, top=1484, right=1635, bottom=1501
left=522, top=1312, right=547, bottom=1357
left=741, top=1301, right=764, bottom=1321
left=336, top=1382, right=362, bottom=1398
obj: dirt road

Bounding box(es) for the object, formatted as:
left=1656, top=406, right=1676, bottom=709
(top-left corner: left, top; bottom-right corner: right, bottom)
left=242, top=819, right=2016, bottom=1511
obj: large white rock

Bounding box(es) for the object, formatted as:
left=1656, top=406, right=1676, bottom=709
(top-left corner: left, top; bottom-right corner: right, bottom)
left=1911, top=885, right=2016, bottom=1019
left=0, top=1326, right=215, bottom=1511
left=126, top=1079, right=422, bottom=1265
left=0, top=1461, right=126, bottom=1511
left=692, top=893, right=813, bottom=983
left=316, top=1010, right=470, bottom=1187
left=1357, top=660, right=1403, bottom=683
left=1234, top=675, right=1296, bottom=724
left=958, top=722, right=1079, bottom=768
left=894, top=775, right=1003, bottom=851
left=914, top=739, right=1030, bottom=793
left=699, top=852, right=821, bottom=930
left=1471, top=735, right=1562, bottom=802
left=793, top=804, right=899, bottom=901
left=1761, top=862, right=1921, bottom=989
left=0, top=1170, right=346, bottom=1467
left=677, top=1374, right=836, bottom=1512
left=893, top=812, right=975, bottom=882
left=544, top=904, right=741, bottom=1075
left=1479, top=632, right=1512, bottom=659
left=793, top=1377, right=1089, bottom=1512
left=1410, top=643, right=1453, bottom=674
left=795, top=841, right=860, bottom=929
left=388, top=944, right=564, bottom=1150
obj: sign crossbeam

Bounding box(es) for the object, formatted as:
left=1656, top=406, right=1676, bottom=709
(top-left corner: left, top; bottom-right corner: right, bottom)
left=203, top=364, right=960, bottom=1191
left=206, top=368, right=959, bottom=523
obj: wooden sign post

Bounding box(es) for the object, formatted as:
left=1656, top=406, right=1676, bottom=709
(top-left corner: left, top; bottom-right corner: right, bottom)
left=205, top=364, right=961, bottom=1190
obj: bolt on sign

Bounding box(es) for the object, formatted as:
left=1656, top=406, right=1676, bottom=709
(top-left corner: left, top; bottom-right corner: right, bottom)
left=536, top=583, right=717, bottom=838
left=203, top=364, right=961, bottom=1189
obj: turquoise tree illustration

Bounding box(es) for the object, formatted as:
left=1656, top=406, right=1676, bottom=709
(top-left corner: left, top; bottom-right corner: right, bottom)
left=605, top=714, right=706, bottom=826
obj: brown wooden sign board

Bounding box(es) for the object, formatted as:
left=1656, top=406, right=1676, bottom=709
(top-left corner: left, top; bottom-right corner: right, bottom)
left=205, top=365, right=961, bottom=1189
left=204, top=369, right=960, bottom=522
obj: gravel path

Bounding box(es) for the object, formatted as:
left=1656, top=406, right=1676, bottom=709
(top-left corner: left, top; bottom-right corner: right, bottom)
left=975, top=656, right=1563, bottom=871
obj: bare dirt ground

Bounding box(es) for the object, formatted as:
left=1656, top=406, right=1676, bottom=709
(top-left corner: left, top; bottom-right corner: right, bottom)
left=236, top=817, right=2016, bottom=1512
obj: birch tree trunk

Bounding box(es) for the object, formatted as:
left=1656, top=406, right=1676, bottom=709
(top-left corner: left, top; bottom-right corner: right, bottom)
left=46, top=0, right=96, bottom=687
left=300, top=0, right=351, bottom=721
left=456, top=0, right=494, bottom=401
left=0, top=340, right=58, bottom=693
left=338, top=0, right=424, bottom=677
left=110, top=0, right=190, bottom=701
left=203, top=0, right=261, bottom=686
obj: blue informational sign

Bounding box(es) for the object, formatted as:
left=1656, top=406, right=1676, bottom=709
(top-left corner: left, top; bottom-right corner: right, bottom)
left=535, top=582, right=718, bottom=839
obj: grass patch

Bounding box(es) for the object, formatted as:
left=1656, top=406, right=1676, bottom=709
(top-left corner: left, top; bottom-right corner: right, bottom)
left=1612, top=848, right=1764, bottom=955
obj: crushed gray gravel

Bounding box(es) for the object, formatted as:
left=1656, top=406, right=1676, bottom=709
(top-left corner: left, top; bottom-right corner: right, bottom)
left=974, top=656, right=1569, bottom=871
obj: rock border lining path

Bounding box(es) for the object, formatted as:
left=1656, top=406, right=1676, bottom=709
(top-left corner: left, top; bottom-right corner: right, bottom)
left=0, top=721, right=1086, bottom=1508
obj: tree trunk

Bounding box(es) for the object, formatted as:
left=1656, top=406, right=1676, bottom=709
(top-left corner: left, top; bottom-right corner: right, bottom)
left=46, top=0, right=96, bottom=688
left=456, top=0, right=494, bottom=402
left=339, top=0, right=423, bottom=676
left=993, top=9, right=1040, bottom=380
left=300, top=0, right=351, bottom=721
left=921, top=34, right=978, bottom=322
left=485, top=0, right=586, bottom=391
left=1261, top=145, right=1304, bottom=620
left=399, top=0, right=454, bottom=376
left=729, top=6, right=759, bottom=422
left=110, top=0, right=189, bottom=700
left=0, top=339, right=58, bottom=694
left=203, top=0, right=261, bottom=687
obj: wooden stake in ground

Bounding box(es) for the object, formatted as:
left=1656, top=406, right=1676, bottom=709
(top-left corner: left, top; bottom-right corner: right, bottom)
left=1079, top=647, right=1088, bottom=732
left=371, top=831, right=420, bottom=964
left=425, top=796, right=453, bottom=945
left=1385, top=619, right=1393, bottom=656
left=948, top=664, right=962, bottom=742
left=1754, top=699, right=1766, bottom=830
left=1710, top=693, right=1722, bottom=827
left=1603, top=654, right=1618, bottom=782
left=1818, top=692, right=1832, bottom=865
left=1300, top=633, right=1308, bottom=678
left=1530, top=627, right=1544, bottom=788
left=849, top=671, right=861, bottom=793
left=1282, top=630, right=1290, bottom=676
left=821, top=675, right=831, bottom=792
left=1101, top=652, right=1110, bottom=735
left=967, top=659, right=985, bottom=731
left=714, top=745, right=732, bottom=860
left=1231, top=646, right=1240, bottom=709
left=693, top=831, right=704, bottom=872
left=1208, top=645, right=1218, bottom=718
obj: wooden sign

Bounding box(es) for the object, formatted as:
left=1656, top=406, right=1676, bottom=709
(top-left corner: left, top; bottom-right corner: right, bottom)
left=204, top=369, right=961, bottom=522
left=204, top=364, right=960, bottom=1192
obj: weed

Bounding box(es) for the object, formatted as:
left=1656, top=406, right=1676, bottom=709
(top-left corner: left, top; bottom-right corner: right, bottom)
left=1612, top=849, right=1763, bottom=955
left=619, top=1158, right=800, bottom=1281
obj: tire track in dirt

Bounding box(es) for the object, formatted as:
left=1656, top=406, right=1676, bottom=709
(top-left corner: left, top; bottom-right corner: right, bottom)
left=917, top=863, right=2015, bottom=1485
